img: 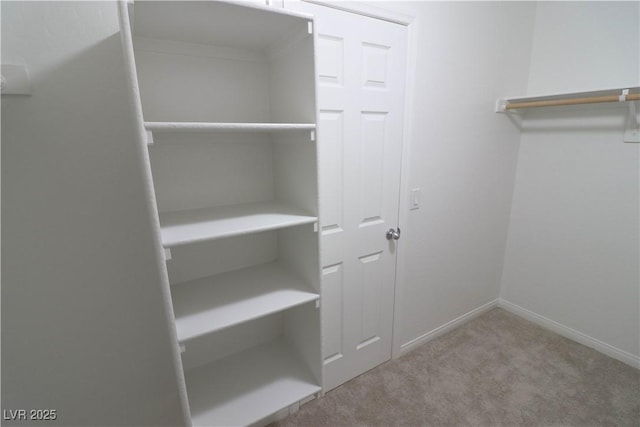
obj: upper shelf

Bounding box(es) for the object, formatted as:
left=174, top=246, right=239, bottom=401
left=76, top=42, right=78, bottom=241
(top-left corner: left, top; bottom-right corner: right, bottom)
left=133, top=1, right=312, bottom=52
left=159, top=201, right=317, bottom=248
left=131, top=1, right=317, bottom=128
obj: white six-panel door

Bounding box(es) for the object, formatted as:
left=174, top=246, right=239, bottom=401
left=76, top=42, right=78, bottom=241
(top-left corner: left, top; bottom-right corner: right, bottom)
left=286, top=2, right=408, bottom=391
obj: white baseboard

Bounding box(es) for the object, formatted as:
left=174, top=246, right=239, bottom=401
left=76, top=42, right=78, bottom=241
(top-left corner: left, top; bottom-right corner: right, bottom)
left=498, top=298, right=640, bottom=370
left=397, top=299, right=499, bottom=356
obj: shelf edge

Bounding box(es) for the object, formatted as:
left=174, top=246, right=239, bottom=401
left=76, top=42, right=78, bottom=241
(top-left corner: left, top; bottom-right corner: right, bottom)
left=145, top=121, right=317, bottom=133
left=160, top=215, right=318, bottom=248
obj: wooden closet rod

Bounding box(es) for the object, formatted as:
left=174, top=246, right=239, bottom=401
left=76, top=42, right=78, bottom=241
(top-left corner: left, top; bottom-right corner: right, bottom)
left=506, top=93, right=640, bottom=110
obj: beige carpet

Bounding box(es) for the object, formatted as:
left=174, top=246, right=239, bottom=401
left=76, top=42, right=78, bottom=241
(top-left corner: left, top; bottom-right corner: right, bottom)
left=272, top=308, right=640, bottom=427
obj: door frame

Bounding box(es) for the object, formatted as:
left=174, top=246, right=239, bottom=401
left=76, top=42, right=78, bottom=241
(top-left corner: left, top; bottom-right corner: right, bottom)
left=303, top=0, right=414, bottom=26
left=298, top=0, right=418, bottom=361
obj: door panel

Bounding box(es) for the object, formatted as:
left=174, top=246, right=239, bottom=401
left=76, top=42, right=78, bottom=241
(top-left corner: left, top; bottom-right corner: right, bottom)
left=317, top=35, right=344, bottom=85
left=360, top=112, right=387, bottom=222
left=321, top=263, right=344, bottom=363
left=288, top=2, right=407, bottom=391
left=317, top=110, right=345, bottom=232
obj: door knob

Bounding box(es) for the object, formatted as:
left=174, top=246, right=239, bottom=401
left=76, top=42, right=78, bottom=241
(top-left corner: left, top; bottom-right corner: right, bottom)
left=386, top=227, right=401, bottom=241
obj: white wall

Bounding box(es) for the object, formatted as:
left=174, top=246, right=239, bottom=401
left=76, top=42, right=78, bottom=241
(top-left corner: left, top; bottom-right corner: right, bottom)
left=1, top=2, right=185, bottom=425
left=500, top=2, right=640, bottom=365
left=372, top=2, right=537, bottom=353
left=525, top=2, right=640, bottom=94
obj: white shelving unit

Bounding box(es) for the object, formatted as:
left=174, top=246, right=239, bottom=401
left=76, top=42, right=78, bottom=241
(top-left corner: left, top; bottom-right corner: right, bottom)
left=120, top=1, right=322, bottom=425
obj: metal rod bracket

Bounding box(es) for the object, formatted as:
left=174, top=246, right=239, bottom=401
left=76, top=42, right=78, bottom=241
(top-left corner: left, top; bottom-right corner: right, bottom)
left=624, top=98, right=639, bottom=143
left=495, top=98, right=508, bottom=113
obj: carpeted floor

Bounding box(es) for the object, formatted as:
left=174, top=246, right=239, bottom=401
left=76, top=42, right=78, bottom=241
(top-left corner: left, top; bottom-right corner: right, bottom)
left=272, top=308, right=640, bottom=427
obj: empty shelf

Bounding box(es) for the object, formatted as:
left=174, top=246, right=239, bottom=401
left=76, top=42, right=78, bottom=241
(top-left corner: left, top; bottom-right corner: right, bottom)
left=172, top=262, right=319, bottom=342
left=159, top=201, right=317, bottom=247
left=186, top=339, right=321, bottom=427
left=133, top=1, right=313, bottom=53
left=145, top=122, right=316, bottom=133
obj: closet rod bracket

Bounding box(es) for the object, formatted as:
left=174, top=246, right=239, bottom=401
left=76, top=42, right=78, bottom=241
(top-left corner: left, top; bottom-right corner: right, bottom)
left=623, top=97, right=639, bottom=143
left=495, top=98, right=508, bottom=113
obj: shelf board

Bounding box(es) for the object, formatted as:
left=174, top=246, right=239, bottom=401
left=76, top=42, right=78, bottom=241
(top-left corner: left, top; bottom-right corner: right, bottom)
left=185, top=339, right=321, bottom=427
left=159, top=201, right=317, bottom=247
left=172, top=262, right=319, bottom=342
left=145, top=121, right=316, bottom=133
